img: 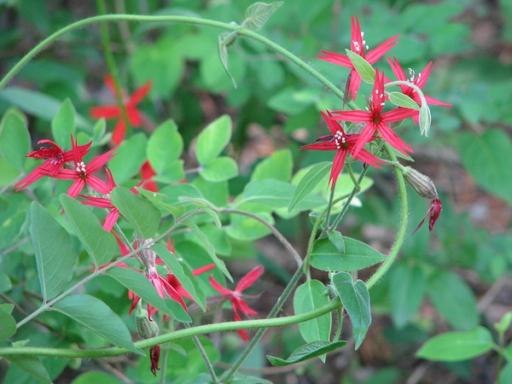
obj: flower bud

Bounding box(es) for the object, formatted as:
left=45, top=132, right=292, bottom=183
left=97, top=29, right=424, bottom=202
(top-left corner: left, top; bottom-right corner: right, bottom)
left=135, top=308, right=159, bottom=339
left=403, top=167, right=438, bottom=200
left=150, top=345, right=161, bottom=375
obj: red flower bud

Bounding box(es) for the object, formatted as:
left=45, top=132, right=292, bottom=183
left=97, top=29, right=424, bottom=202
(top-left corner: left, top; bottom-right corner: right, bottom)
left=150, top=345, right=160, bottom=376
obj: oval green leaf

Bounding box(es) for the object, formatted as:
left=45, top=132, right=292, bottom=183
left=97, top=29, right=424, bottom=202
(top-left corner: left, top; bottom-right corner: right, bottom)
left=147, top=120, right=183, bottom=174
left=267, top=340, right=346, bottom=366
left=200, top=156, right=239, bottom=182
left=53, top=294, right=139, bottom=353
left=195, top=115, right=232, bottom=165
left=51, top=99, right=76, bottom=148
left=416, top=326, right=494, bottom=362
left=345, top=50, right=375, bottom=84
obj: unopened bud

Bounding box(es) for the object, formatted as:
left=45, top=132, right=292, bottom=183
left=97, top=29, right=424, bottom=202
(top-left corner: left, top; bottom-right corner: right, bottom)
left=136, top=308, right=159, bottom=339
left=403, top=167, right=438, bottom=200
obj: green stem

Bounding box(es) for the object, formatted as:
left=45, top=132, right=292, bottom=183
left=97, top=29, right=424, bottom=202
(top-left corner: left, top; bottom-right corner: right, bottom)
left=15, top=208, right=208, bottom=328
left=366, top=144, right=408, bottom=289
left=0, top=14, right=349, bottom=104
left=191, top=332, right=219, bottom=383
left=220, top=208, right=302, bottom=267
left=0, top=300, right=340, bottom=358
left=222, top=214, right=324, bottom=381
left=96, top=0, right=131, bottom=136
left=328, top=165, right=368, bottom=231
left=320, top=185, right=336, bottom=237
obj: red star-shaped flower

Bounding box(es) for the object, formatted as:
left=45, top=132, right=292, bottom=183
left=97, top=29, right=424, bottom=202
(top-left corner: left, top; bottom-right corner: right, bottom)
left=15, top=136, right=91, bottom=191
left=90, top=75, right=152, bottom=145
left=209, top=266, right=264, bottom=341
left=303, top=111, right=383, bottom=188
left=332, top=69, right=416, bottom=156
left=319, top=16, right=398, bottom=100
left=387, top=57, right=451, bottom=123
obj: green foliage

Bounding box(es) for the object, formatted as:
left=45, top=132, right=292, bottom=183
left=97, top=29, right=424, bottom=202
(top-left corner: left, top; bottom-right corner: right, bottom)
left=60, top=195, right=118, bottom=266
left=0, top=109, right=30, bottom=170
left=389, top=263, right=426, bottom=328
left=109, top=133, right=147, bottom=184
left=111, top=186, right=161, bottom=238
left=416, top=327, right=494, bottom=362
left=346, top=50, right=375, bottom=84
left=293, top=280, right=332, bottom=357
left=332, top=272, right=371, bottom=349
left=53, top=294, right=139, bottom=352
left=51, top=99, right=76, bottom=148
left=147, top=120, right=183, bottom=174
left=0, top=306, right=16, bottom=341
left=310, top=237, right=384, bottom=272
left=458, top=129, right=512, bottom=205
left=195, top=115, right=232, bottom=165
left=29, top=202, right=78, bottom=301
left=267, top=340, right=346, bottom=366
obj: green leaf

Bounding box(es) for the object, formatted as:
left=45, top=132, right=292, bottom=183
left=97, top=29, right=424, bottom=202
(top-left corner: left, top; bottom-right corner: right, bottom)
left=498, top=363, right=512, bottom=384
left=0, top=109, right=30, bottom=170
left=293, top=280, right=331, bottom=359
left=0, top=306, right=16, bottom=341
left=389, top=263, right=426, bottom=328
left=147, top=120, right=183, bottom=174
left=183, top=229, right=233, bottom=282
left=310, top=237, right=384, bottom=272
left=111, top=187, right=160, bottom=238
left=251, top=149, right=293, bottom=182
left=495, top=311, right=512, bottom=335
left=242, top=1, right=283, bottom=31
left=458, top=129, right=512, bottom=205
left=0, top=271, right=12, bottom=293
left=416, top=327, right=494, bottom=362
left=388, top=92, right=420, bottom=110
left=107, top=267, right=191, bottom=323
left=419, top=103, right=431, bottom=136
left=0, top=157, right=19, bottom=187
left=332, top=272, right=371, bottom=349
left=108, top=133, right=147, bottom=184
left=427, top=271, right=478, bottom=330
left=53, top=294, right=139, bottom=352
left=60, top=195, right=118, bottom=266
left=129, top=35, right=183, bottom=98
left=267, top=340, right=346, bottom=366
left=195, top=115, right=232, bottom=164
left=345, top=50, right=375, bottom=84
left=0, top=87, right=89, bottom=128
left=51, top=99, right=75, bottom=148
left=288, top=162, right=330, bottom=212
left=153, top=243, right=206, bottom=310
left=236, top=179, right=295, bottom=210
left=218, top=31, right=239, bottom=89
left=7, top=357, right=51, bottom=384
left=29, top=202, right=78, bottom=301
left=200, top=156, right=239, bottom=182
left=327, top=230, right=345, bottom=253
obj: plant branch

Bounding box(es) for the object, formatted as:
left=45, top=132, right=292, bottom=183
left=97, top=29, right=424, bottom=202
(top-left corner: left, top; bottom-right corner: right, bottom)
left=0, top=300, right=341, bottom=358
left=220, top=208, right=302, bottom=267
left=15, top=208, right=209, bottom=329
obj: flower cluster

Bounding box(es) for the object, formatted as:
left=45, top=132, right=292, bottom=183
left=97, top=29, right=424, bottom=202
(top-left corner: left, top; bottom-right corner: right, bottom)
left=304, top=16, right=450, bottom=231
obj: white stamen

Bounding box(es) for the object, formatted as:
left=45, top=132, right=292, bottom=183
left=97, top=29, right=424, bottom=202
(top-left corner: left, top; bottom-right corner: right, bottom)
left=75, top=161, right=86, bottom=173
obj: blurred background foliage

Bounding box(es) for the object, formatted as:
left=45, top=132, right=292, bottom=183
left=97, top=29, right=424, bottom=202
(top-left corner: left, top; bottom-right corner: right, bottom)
left=0, top=0, right=511, bottom=383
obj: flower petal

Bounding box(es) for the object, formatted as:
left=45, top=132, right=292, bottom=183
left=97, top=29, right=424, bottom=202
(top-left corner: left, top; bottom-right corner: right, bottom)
left=331, top=109, right=370, bottom=123
left=302, top=141, right=337, bottom=151
left=378, top=123, right=413, bottom=155
left=425, top=95, right=452, bottom=108
left=208, top=276, right=233, bottom=296
left=15, top=167, right=44, bottom=190
left=90, top=105, right=121, bottom=120
left=103, top=208, right=119, bottom=232
left=329, top=149, right=348, bottom=188
left=129, top=81, right=152, bottom=105
left=346, top=70, right=362, bottom=100
left=318, top=51, right=352, bottom=67
left=381, top=108, right=417, bottom=123
left=68, top=178, right=86, bottom=197
left=87, top=148, right=116, bottom=174
left=365, top=34, right=399, bottom=64
left=351, top=124, right=376, bottom=156
left=192, top=263, right=216, bottom=276
left=112, top=120, right=126, bottom=146
left=235, top=266, right=264, bottom=292
left=87, top=175, right=111, bottom=194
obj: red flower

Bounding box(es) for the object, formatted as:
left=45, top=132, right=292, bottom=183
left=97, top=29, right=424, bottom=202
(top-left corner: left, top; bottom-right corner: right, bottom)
left=387, top=57, right=452, bottom=122
left=147, top=266, right=188, bottom=310
left=149, top=345, right=160, bottom=375
left=138, top=161, right=159, bottom=192
left=303, top=111, right=383, bottom=188
left=54, top=149, right=115, bottom=197
left=332, top=69, right=416, bottom=156
left=90, top=75, right=152, bottom=145
left=319, top=16, right=398, bottom=100
left=79, top=169, right=119, bottom=231
left=414, top=198, right=442, bottom=233
left=15, top=136, right=91, bottom=190
left=209, top=266, right=264, bottom=341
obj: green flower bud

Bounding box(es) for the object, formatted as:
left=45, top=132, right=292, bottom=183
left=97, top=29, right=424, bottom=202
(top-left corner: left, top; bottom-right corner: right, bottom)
left=403, top=167, right=438, bottom=200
